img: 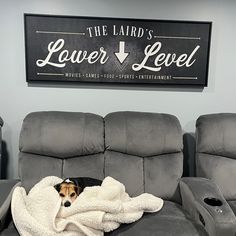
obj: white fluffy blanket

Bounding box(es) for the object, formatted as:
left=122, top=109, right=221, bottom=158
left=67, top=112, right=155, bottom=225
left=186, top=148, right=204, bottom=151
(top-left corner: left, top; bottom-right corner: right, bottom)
left=11, top=176, right=163, bottom=236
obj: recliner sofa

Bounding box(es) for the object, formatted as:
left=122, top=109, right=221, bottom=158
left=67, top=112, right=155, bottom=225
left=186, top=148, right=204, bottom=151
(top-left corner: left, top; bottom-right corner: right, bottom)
left=0, top=111, right=235, bottom=235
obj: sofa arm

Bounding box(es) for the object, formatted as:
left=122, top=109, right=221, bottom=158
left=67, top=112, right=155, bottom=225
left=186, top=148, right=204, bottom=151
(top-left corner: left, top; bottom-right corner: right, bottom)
left=0, top=180, right=21, bottom=231
left=180, top=177, right=236, bottom=236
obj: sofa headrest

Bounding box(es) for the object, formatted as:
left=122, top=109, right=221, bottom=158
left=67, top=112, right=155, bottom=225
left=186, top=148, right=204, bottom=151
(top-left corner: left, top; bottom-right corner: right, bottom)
left=196, top=113, right=236, bottom=159
left=105, top=111, right=183, bottom=157
left=19, top=111, right=104, bottom=158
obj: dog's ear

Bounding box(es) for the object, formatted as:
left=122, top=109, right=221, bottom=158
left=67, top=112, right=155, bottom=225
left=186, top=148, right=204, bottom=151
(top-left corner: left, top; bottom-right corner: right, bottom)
left=74, top=185, right=82, bottom=195
left=70, top=179, right=81, bottom=194
left=54, top=183, right=61, bottom=192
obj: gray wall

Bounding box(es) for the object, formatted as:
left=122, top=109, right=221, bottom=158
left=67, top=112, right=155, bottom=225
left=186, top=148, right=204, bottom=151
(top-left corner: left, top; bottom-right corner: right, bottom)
left=0, top=0, right=235, bottom=178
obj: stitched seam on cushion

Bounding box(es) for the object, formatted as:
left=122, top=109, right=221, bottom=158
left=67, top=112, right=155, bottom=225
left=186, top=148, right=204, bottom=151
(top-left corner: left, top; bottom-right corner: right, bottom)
left=124, top=113, right=128, bottom=154
left=61, top=159, right=64, bottom=178
left=20, top=150, right=104, bottom=160
left=196, top=151, right=236, bottom=161
left=21, top=149, right=182, bottom=159
left=101, top=149, right=182, bottom=158
left=143, top=157, right=145, bottom=193
left=82, top=113, right=86, bottom=155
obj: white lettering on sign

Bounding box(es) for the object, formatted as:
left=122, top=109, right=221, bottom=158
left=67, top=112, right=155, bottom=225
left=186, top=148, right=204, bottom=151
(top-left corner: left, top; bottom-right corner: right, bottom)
left=87, top=25, right=108, bottom=37
left=113, top=25, right=153, bottom=40
left=86, top=24, right=154, bottom=40
left=132, top=42, right=200, bottom=72
left=36, top=39, right=109, bottom=68
left=36, top=39, right=200, bottom=72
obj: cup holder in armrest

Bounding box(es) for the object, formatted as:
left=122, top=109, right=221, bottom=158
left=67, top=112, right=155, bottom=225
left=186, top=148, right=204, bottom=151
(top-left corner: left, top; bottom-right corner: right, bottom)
left=204, top=197, right=223, bottom=207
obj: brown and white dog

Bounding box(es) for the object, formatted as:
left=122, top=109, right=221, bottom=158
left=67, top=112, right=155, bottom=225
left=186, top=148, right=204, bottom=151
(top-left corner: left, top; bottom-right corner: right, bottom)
left=54, top=177, right=102, bottom=207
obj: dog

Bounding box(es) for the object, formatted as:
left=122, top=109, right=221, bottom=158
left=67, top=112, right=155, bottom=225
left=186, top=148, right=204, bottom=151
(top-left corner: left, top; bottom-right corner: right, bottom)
left=54, top=177, right=102, bottom=207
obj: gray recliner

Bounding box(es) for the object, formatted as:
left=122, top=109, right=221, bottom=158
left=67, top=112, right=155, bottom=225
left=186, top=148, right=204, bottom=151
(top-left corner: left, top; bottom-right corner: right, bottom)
left=195, top=113, right=236, bottom=233
left=0, top=117, right=20, bottom=234
left=104, top=112, right=205, bottom=235
left=0, top=111, right=234, bottom=235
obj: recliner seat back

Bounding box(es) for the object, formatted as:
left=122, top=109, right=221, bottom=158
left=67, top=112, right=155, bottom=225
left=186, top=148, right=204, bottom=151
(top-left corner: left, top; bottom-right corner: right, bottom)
left=19, top=111, right=104, bottom=192
left=196, top=113, right=236, bottom=200
left=104, top=111, right=183, bottom=202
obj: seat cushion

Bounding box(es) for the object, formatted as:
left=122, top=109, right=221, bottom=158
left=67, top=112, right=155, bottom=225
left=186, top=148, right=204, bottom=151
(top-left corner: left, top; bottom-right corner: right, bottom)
left=2, top=202, right=206, bottom=236
left=106, top=201, right=207, bottom=236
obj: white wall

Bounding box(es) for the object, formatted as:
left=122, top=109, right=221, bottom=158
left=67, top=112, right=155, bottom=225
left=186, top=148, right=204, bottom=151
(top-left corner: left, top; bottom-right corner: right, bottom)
left=0, top=0, right=235, bottom=178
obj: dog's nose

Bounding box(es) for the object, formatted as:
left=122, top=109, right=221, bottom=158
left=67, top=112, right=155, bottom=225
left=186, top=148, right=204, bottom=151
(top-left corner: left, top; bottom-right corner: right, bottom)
left=64, top=201, right=71, bottom=207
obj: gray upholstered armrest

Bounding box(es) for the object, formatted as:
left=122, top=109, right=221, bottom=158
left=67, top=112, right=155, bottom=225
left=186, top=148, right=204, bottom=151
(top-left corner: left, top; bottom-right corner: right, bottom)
left=180, top=177, right=236, bottom=236
left=0, top=180, right=21, bottom=231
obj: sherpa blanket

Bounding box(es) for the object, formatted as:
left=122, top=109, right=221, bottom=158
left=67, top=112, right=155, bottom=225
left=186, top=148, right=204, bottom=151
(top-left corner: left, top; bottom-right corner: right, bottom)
left=11, top=176, right=163, bottom=236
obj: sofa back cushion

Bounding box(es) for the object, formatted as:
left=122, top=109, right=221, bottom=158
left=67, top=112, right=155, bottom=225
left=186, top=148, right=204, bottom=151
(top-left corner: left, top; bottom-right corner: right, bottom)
left=20, top=111, right=104, bottom=158
left=104, top=111, right=183, bottom=202
left=19, top=111, right=105, bottom=191
left=196, top=113, right=236, bottom=200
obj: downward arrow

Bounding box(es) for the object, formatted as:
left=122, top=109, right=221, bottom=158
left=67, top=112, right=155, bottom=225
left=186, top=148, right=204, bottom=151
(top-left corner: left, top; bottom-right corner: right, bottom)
left=115, top=41, right=129, bottom=64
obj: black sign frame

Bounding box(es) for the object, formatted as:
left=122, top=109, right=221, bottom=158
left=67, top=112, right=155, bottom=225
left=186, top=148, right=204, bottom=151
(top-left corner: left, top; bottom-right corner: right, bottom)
left=24, top=14, right=212, bottom=86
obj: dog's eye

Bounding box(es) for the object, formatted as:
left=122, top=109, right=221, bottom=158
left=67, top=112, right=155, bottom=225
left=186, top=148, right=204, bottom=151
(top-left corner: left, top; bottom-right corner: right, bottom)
left=70, top=193, right=76, bottom=197
left=59, top=193, right=65, bottom=197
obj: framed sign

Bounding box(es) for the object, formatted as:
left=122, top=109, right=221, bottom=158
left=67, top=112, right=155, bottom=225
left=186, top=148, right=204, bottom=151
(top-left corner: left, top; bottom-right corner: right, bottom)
left=24, top=14, right=212, bottom=86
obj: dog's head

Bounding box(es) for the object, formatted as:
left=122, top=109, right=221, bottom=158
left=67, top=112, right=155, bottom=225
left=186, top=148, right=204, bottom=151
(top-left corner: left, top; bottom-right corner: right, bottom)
left=54, top=179, right=82, bottom=207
